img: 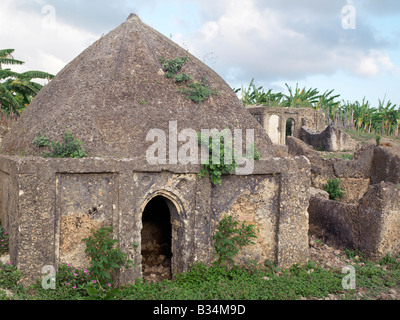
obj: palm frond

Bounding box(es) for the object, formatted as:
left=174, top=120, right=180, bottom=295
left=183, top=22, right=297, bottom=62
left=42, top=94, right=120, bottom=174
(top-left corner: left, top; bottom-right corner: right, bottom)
left=19, top=70, right=54, bottom=80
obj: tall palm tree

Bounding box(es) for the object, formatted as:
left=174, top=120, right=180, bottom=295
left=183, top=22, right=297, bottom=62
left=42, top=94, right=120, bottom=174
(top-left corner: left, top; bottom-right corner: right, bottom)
left=0, top=49, right=54, bottom=115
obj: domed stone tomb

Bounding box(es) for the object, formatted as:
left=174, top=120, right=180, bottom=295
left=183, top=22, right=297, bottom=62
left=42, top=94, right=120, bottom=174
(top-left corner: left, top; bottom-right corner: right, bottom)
left=0, top=14, right=310, bottom=285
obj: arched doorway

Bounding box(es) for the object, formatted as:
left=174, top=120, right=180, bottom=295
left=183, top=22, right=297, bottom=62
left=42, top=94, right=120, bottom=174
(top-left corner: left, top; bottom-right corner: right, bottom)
left=286, top=118, right=295, bottom=140
left=141, top=196, right=173, bottom=282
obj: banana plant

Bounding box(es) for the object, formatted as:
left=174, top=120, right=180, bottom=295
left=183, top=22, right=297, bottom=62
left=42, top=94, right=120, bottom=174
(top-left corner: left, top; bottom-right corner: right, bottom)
left=282, top=83, right=320, bottom=109
left=236, top=78, right=400, bottom=137
left=0, top=49, right=24, bottom=67
left=0, top=49, right=54, bottom=115
left=374, top=98, right=397, bottom=135
left=235, top=79, right=283, bottom=106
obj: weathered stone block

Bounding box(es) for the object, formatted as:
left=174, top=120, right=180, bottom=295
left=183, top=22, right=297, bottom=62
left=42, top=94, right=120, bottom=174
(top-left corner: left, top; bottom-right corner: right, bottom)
left=309, top=182, right=400, bottom=260
left=356, top=182, right=400, bottom=259
left=300, top=125, right=359, bottom=152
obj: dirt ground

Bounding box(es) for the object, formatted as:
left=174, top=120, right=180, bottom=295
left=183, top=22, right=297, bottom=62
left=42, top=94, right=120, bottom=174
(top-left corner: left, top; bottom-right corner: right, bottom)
left=307, top=233, right=400, bottom=300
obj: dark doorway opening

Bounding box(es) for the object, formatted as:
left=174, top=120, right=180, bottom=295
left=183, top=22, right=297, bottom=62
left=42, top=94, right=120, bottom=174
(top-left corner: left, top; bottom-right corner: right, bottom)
left=286, top=118, right=295, bottom=138
left=141, top=196, right=172, bottom=282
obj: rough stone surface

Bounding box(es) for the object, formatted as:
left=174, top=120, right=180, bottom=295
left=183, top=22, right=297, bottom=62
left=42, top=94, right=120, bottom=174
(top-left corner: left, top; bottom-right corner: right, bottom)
left=309, top=187, right=329, bottom=200
left=333, top=144, right=375, bottom=179
left=287, top=136, right=335, bottom=189
left=371, top=146, right=400, bottom=185
left=300, top=125, right=359, bottom=152
left=356, top=182, right=400, bottom=260
left=308, top=196, right=358, bottom=250
left=309, top=182, right=400, bottom=260
left=339, top=178, right=370, bottom=204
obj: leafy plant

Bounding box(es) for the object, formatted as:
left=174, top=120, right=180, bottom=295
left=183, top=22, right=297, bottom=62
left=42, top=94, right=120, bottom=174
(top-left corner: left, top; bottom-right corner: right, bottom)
left=0, top=225, right=9, bottom=255
left=324, top=178, right=346, bottom=201
left=159, top=56, right=218, bottom=103
left=197, top=132, right=238, bottom=186
left=282, top=83, right=320, bottom=109
left=379, top=254, right=398, bottom=267
left=178, top=77, right=218, bottom=103
left=235, top=79, right=284, bottom=106
left=82, top=226, right=135, bottom=287
left=32, top=131, right=50, bottom=148
left=174, top=73, right=192, bottom=83
left=376, top=135, right=381, bottom=146
left=81, top=282, right=120, bottom=300
left=246, top=142, right=261, bottom=161
left=159, top=56, right=189, bottom=79
left=48, top=263, right=94, bottom=297
left=34, top=131, right=87, bottom=159
left=0, top=262, right=23, bottom=291
left=213, top=215, right=258, bottom=266
left=197, top=132, right=261, bottom=185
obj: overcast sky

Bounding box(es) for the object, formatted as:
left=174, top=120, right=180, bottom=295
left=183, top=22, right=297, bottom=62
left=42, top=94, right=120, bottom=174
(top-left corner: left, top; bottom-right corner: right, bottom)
left=1, top=0, right=399, bottom=107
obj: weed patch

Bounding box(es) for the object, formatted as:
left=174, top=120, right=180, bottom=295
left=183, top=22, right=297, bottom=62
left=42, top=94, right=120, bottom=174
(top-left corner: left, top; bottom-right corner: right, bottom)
left=82, top=226, right=135, bottom=287
left=197, top=132, right=260, bottom=185
left=159, top=56, right=218, bottom=103
left=33, top=130, right=87, bottom=158
left=213, top=216, right=258, bottom=266
left=324, top=178, right=346, bottom=201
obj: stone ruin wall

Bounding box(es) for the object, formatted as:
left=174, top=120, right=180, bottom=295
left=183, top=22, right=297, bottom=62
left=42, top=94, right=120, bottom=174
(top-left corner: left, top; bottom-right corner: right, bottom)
left=300, top=125, right=360, bottom=152
left=246, top=106, right=326, bottom=146
left=247, top=106, right=359, bottom=153
left=287, top=135, right=400, bottom=260
left=308, top=182, right=400, bottom=260
left=0, top=155, right=311, bottom=286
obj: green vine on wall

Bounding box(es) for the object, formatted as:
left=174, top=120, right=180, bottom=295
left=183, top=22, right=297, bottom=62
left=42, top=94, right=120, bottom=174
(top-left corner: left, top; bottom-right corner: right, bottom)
left=197, top=132, right=261, bottom=186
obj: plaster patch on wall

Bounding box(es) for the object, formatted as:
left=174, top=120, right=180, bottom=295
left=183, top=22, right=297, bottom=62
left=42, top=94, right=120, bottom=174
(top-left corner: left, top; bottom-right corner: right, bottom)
left=57, top=173, right=119, bottom=268
left=60, top=213, right=102, bottom=268
left=218, top=176, right=280, bottom=264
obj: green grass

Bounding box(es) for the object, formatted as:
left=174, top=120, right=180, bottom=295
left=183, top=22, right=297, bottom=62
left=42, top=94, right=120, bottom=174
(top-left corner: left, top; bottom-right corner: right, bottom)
left=344, top=129, right=396, bottom=145
left=345, top=129, right=377, bottom=144
left=320, top=153, right=354, bottom=161
left=2, top=252, right=400, bottom=300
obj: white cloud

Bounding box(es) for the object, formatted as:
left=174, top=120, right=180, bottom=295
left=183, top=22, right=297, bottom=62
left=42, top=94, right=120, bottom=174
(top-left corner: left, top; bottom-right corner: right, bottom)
left=181, top=0, right=400, bottom=87
left=350, top=49, right=400, bottom=78
left=0, top=0, right=99, bottom=76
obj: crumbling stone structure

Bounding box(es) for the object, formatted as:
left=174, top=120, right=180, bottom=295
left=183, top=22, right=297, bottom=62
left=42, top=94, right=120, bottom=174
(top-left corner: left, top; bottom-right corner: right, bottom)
left=288, top=136, right=400, bottom=259
left=247, top=106, right=358, bottom=152
left=300, top=125, right=359, bottom=152
left=0, top=14, right=311, bottom=285
left=309, top=182, right=400, bottom=260
left=246, top=106, right=326, bottom=146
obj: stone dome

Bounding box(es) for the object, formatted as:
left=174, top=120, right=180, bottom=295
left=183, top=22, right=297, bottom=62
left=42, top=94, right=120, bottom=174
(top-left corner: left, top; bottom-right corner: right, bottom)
left=0, top=14, right=275, bottom=161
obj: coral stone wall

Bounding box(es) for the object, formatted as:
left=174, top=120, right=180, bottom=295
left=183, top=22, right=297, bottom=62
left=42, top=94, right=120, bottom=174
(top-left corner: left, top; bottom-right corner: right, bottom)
left=0, top=155, right=311, bottom=286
